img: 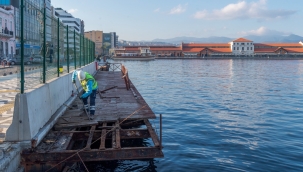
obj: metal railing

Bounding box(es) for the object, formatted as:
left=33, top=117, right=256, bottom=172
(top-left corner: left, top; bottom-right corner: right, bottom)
left=16, top=0, right=96, bottom=93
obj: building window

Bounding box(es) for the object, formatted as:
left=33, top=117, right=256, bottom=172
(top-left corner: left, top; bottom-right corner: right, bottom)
left=251, top=47, right=253, bottom=50
left=247, top=47, right=249, bottom=50
left=234, top=47, right=235, bottom=50
left=237, top=47, right=239, bottom=50
left=242, top=47, right=244, bottom=51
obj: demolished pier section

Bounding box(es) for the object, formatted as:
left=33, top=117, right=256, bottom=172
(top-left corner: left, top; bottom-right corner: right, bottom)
left=21, top=63, right=163, bottom=171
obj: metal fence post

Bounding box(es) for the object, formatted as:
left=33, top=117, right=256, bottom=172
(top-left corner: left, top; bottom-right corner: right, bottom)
left=57, top=18, right=60, bottom=77
left=83, top=35, right=85, bottom=66
left=20, top=0, right=24, bottom=93
left=93, top=42, right=96, bottom=59
left=74, top=30, right=76, bottom=69
left=67, top=25, right=69, bottom=73
left=89, top=40, right=91, bottom=62
left=91, top=41, right=93, bottom=62
left=79, top=33, right=81, bottom=67
left=43, top=0, right=46, bottom=83
left=85, top=38, right=87, bottom=64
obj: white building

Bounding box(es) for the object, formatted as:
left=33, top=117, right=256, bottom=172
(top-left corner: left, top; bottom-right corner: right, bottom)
left=54, top=8, right=82, bottom=33
left=230, top=38, right=254, bottom=56
left=54, top=7, right=83, bottom=53
left=0, top=5, right=15, bottom=58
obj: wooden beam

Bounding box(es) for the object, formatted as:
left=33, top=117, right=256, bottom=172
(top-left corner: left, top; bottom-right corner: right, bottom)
left=144, top=119, right=160, bottom=147
left=115, top=121, right=121, bottom=149
left=99, top=122, right=107, bottom=150
left=112, top=126, right=116, bottom=149
left=62, top=129, right=75, bottom=150
left=85, top=126, right=96, bottom=150
left=67, top=129, right=150, bottom=141
left=22, top=147, right=164, bottom=163
left=54, top=121, right=98, bottom=130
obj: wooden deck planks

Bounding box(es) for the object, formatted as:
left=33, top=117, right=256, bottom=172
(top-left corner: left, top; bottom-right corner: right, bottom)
left=57, top=71, right=155, bottom=128
left=85, top=126, right=96, bottom=150
left=99, top=122, right=107, bottom=150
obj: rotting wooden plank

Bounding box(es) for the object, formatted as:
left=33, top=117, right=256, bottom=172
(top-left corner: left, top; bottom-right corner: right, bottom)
left=54, top=121, right=98, bottom=130
left=64, top=129, right=150, bottom=141
left=57, top=116, right=94, bottom=124
left=61, top=129, right=75, bottom=150
left=144, top=119, right=160, bottom=147
left=85, top=126, right=96, bottom=150
left=115, top=121, right=121, bottom=149
left=99, top=122, right=107, bottom=150
left=112, top=124, right=116, bottom=149
left=22, top=147, right=164, bottom=163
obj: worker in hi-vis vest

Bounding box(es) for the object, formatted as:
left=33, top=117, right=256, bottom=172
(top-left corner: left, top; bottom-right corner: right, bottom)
left=72, top=70, right=98, bottom=119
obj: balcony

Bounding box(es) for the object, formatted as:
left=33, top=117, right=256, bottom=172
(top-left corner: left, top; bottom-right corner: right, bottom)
left=0, top=27, right=14, bottom=38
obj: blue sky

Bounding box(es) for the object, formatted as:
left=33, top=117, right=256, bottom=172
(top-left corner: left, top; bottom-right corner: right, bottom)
left=51, top=0, right=303, bottom=41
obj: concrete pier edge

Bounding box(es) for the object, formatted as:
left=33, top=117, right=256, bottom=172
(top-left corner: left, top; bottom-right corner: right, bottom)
left=0, top=63, right=97, bottom=172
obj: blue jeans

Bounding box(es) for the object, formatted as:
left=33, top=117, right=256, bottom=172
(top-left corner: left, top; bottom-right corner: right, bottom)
left=82, top=89, right=97, bottom=115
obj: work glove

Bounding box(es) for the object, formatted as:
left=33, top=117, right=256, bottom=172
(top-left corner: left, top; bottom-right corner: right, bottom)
left=72, top=80, right=75, bottom=83
left=80, top=94, right=87, bottom=99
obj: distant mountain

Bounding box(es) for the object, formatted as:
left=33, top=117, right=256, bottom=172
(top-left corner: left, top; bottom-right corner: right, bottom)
left=246, top=34, right=303, bottom=43
left=152, top=34, right=303, bottom=44
left=152, top=36, right=233, bottom=44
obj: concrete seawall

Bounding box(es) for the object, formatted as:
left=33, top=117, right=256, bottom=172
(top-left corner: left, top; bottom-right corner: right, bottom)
left=0, top=63, right=97, bottom=172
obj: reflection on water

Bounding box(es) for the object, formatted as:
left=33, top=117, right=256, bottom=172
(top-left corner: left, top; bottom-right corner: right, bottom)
left=94, top=59, right=303, bottom=171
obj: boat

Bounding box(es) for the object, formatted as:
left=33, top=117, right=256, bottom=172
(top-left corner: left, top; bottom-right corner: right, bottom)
left=112, top=47, right=155, bottom=60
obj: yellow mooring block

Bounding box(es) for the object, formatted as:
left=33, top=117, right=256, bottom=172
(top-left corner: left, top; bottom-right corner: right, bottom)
left=59, top=66, right=64, bottom=73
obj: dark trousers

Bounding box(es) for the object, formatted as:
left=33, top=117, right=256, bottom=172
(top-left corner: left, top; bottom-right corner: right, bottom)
left=82, top=89, right=97, bottom=115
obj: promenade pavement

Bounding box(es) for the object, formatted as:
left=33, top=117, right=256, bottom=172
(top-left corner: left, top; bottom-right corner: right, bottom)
left=0, top=65, right=73, bottom=142
left=0, top=69, right=42, bottom=142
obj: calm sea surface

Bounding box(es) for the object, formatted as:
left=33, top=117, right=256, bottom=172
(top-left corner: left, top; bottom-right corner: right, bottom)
left=95, top=59, right=303, bottom=172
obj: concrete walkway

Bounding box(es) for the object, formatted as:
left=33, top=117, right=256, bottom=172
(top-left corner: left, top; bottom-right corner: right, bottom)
left=0, top=70, right=42, bottom=142
left=0, top=64, right=78, bottom=142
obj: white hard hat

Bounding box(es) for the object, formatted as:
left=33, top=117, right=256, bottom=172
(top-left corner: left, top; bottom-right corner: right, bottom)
left=77, top=70, right=86, bottom=81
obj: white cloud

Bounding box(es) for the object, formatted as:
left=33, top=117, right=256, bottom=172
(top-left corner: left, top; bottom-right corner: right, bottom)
left=154, top=8, right=160, bottom=13
left=240, top=26, right=290, bottom=36
left=193, top=0, right=296, bottom=20
left=68, top=9, right=78, bottom=14
left=169, top=4, right=187, bottom=14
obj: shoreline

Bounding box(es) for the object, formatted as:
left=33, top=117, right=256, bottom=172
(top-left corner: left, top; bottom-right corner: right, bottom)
left=156, top=56, right=303, bottom=60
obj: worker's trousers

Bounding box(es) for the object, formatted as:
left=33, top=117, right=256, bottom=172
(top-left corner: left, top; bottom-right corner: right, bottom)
left=82, top=90, right=97, bottom=115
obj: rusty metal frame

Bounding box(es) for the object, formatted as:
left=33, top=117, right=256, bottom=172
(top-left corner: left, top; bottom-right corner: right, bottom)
left=22, top=119, right=163, bottom=165
left=22, top=147, right=163, bottom=163
left=108, top=63, right=122, bottom=71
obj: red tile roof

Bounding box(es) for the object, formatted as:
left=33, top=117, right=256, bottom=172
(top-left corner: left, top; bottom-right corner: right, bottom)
left=254, top=49, right=276, bottom=53
left=254, top=43, right=302, bottom=47
left=124, top=47, right=140, bottom=51
left=183, top=43, right=230, bottom=47
left=182, top=48, right=205, bottom=52
left=150, top=47, right=182, bottom=51
left=233, top=38, right=253, bottom=42
left=209, top=48, right=232, bottom=53
left=284, top=48, right=303, bottom=53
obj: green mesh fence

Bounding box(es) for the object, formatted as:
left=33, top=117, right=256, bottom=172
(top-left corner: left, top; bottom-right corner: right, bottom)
left=15, top=0, right=95, bottom=93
